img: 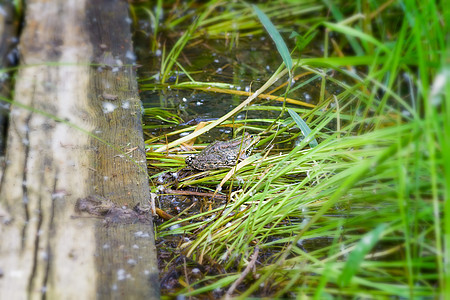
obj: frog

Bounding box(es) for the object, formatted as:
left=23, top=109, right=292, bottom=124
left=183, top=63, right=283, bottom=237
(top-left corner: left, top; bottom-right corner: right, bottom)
left=185, top=133, right=260, bottom=171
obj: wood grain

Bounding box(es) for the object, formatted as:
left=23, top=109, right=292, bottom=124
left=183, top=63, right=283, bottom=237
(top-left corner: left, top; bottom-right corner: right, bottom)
left=0, top=1, right=159, bottom=298
left=0, top=1, right=18, bottom=154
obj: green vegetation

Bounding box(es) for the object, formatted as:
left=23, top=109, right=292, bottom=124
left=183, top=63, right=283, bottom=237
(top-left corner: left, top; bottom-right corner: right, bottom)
left=135, top=0, right=448, bottom=298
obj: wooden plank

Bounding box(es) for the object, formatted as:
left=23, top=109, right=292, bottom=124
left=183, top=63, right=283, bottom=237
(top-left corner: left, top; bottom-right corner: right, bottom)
left=0, top=1, right=159, bottom=298
left=0, top=1, right=18, bottom=154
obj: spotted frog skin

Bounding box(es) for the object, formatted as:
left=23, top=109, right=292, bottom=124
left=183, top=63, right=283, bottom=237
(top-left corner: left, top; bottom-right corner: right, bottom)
left=185, top=134, right=260, bottom=171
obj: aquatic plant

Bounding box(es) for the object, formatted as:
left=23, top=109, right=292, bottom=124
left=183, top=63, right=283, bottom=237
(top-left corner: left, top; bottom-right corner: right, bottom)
left=137, top=0, right=447, bottom=297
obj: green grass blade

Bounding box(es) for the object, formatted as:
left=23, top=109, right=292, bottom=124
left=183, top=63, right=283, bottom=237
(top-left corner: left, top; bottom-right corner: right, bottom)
left=323, top=21, right=390, bottom=53
left=253, top=4, right=293, bottom=72
left=338, top=223, right=388, bottom=287
left=322, top=0, right=364, bottom=55
left=288, top=108, right=318, bottom=148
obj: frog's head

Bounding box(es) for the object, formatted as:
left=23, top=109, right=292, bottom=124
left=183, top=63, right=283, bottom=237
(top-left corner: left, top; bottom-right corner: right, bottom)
left=242, top=134, right=260, bottom=151
left=236, top=134, right=260, bottom=160
left=185, top=154, right=196, bottom=166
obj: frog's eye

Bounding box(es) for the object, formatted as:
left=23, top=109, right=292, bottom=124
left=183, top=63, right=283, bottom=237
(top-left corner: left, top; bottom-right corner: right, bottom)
left=185, top=155, right=195, bottom=164
left=225, top=154, right=236, bottom=163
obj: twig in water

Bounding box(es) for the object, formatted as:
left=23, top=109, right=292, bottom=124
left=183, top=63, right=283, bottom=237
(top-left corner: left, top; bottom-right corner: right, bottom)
left=225, top=246, right=260, bottom=298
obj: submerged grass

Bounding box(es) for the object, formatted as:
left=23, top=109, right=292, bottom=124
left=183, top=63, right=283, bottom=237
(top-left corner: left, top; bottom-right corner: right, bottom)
left=137, top=0, right=448, bottom=298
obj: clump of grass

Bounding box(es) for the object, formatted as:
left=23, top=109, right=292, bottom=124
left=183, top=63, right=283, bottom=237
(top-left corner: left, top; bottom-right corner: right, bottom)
left=139, top=0, right=447, bottom=298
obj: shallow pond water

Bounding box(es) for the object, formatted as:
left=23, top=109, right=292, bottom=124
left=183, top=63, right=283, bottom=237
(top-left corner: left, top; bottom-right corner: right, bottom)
left=132, top=3, right=339, bottom=297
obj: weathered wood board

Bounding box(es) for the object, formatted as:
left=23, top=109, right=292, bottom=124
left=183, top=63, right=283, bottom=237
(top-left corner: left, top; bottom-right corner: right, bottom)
left=0, top=0, right=159, bottom=299
left=0, top=1, right=18, bottom=154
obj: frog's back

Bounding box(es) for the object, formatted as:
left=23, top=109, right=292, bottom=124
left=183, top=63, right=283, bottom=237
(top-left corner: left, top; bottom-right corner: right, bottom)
left=185, top=134, right=259, bottom=170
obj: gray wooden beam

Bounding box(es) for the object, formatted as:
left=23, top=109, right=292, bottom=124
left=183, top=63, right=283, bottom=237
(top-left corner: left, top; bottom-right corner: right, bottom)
left=0, top=1, right=159, bottom=298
